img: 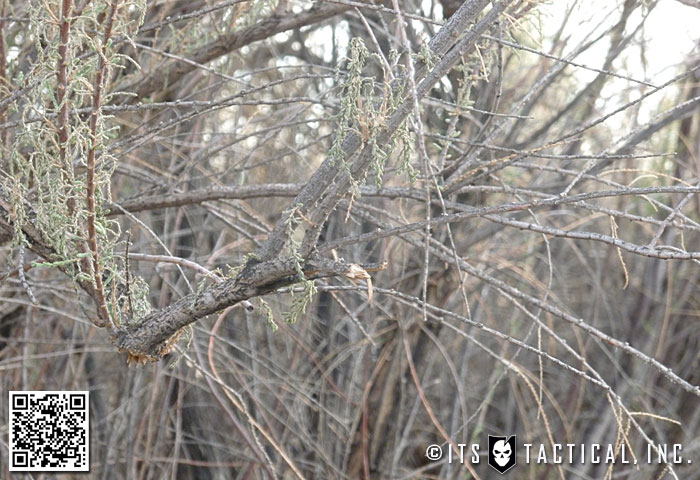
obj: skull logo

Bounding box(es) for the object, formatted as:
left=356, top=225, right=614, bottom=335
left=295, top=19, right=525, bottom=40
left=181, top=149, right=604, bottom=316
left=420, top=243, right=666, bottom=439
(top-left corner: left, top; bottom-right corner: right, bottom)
left=488, top=435, right=516, bottom=473
left=493, top=439, right=511, bottom=466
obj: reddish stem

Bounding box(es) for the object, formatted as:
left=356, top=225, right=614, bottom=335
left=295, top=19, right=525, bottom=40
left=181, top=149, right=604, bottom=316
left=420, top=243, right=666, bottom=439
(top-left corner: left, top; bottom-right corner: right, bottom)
left=86, top=0, right=120, bottom=328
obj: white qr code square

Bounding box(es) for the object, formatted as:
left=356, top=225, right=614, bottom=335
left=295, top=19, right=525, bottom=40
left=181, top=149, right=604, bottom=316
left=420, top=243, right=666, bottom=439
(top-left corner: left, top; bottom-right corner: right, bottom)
left=9, top=391, right=89, bottom=472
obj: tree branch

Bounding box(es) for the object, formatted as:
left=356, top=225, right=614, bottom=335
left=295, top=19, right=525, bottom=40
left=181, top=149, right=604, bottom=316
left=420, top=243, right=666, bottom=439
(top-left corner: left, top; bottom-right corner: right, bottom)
left=113, top=256, right=373, bottom=360
left=122, top=2, right=352, bottom=101
left=260, top=0, right=505, bottom=260
left=112, top=0, right=514, bottom=360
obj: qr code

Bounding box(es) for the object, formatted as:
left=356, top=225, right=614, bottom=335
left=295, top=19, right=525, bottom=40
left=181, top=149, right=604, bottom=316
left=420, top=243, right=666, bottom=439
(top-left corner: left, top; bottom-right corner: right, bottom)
left=9, top=391, right=89, bottom=472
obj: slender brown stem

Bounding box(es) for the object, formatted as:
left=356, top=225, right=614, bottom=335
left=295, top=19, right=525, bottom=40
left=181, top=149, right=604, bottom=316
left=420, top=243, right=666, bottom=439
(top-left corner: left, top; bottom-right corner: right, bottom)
left=56, top=0, right=73, bottom=184
left=0, top=0, right=8, bottom=153
left=86, top=0, right=120, bottom=328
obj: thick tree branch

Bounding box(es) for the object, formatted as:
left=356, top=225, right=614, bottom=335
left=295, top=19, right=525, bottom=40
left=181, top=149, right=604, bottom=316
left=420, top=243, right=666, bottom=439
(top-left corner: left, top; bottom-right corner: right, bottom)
left=298, top=0, right=512, bottom=257
left=105, top=184, right=429, bottom=214
left=260, top=0, right=505, bottom=260
left=113, top=0, right=513, bottom=360
left=122, top=2, right=352, bottom=101
left=675, top=0, right=700, bottom=8
left=113, top=256, right=372, bottom=360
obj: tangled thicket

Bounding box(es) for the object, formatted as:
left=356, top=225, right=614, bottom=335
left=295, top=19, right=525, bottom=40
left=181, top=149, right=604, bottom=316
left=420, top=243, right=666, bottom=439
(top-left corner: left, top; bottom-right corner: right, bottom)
left=1, top=0, right=699, bottom=478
